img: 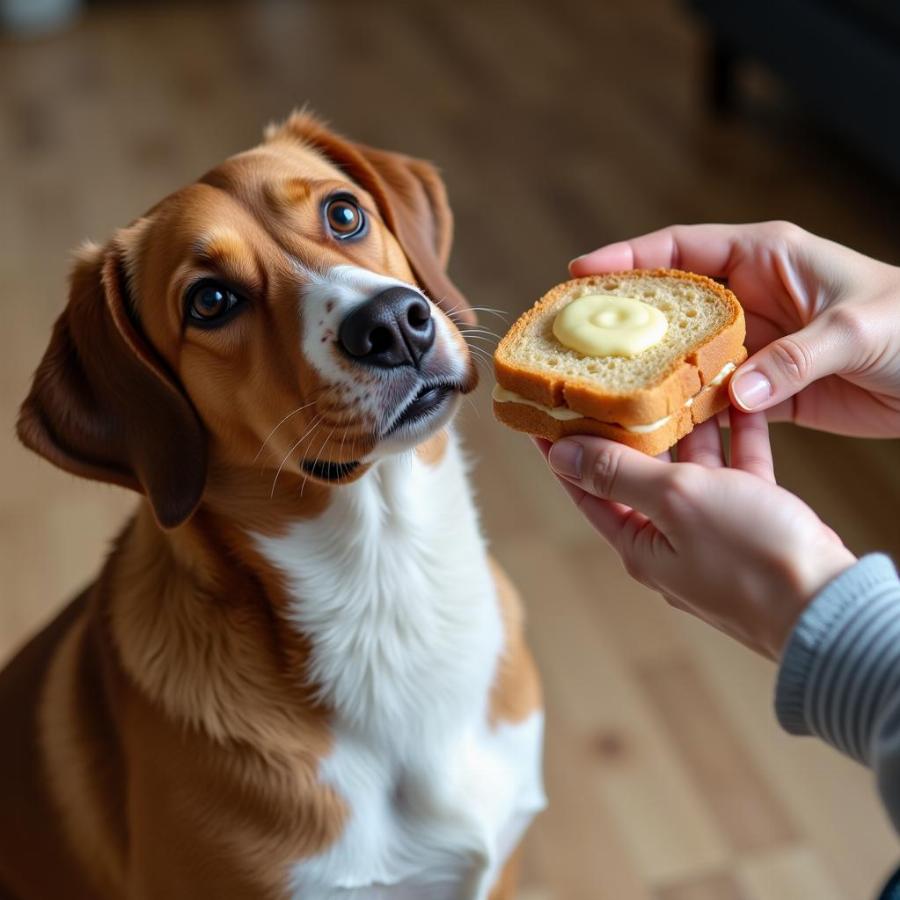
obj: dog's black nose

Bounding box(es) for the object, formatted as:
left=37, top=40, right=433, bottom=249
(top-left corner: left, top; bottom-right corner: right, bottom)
left=338, top=286, right=435, bottom=368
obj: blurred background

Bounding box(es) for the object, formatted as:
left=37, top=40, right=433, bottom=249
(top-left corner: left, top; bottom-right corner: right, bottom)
left=1, top=0, right=899, bottom=897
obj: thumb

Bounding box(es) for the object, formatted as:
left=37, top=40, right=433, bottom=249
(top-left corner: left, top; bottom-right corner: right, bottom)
left=730, top=314, right=856, bottom=412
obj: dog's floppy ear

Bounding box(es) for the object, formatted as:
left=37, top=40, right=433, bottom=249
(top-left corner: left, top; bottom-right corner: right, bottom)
left=269, top=112, right=476, bottom=326
left=16, top=240, right=207, bottom=529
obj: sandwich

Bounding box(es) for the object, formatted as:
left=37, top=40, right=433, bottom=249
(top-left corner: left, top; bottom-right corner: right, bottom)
left=492, top=269, right=747, bottom=455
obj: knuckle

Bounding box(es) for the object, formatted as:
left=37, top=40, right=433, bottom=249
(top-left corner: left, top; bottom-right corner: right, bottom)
left=588, top=447, right=620, bottom=498
left=620, top=549, right=643, bottom=581
left=770, top=335, right=814, bottom=383
left=657, top=468, right=697, bottom=518
left=741, top=453, right=774, bottom=475
left=691, top=450, right=724, bottom=469
left=662, top=593, right=683, bottom=611
left=826, top=305, right=868, bottom=346
left=764, top=220, right=803, bottom=244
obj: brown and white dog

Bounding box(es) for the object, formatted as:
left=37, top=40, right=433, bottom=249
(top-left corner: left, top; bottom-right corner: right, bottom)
left=0, top=113, right=544, bottom=899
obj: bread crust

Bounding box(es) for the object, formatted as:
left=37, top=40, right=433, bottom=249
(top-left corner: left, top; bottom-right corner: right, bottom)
left=493, top=395, right=691, bottom=456
left=492, top=364, right=743, bottom=456
left=493, top=270, right=746, bottom=426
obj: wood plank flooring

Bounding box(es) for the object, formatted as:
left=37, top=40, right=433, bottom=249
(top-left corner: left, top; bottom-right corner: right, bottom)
left=2, top=1, right=899, bottom=896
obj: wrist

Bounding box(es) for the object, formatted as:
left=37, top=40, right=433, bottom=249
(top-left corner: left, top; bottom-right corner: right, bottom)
left=772, top=544, right=857, bottom=658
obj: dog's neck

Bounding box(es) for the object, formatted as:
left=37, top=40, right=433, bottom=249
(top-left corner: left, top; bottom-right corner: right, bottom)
left=252, top=427, right=502, bottom=748
left=107, top=427, right=502, bottom=752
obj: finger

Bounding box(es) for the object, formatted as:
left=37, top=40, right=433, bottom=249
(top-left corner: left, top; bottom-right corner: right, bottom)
left=728, top=407, right=775, bottom=482
left=569, top=223, right=743, bottom=277
left=729, top=312, right=860, bottom=413
left=675, top=417, right=724, bottom=467
left=790, top=373, right=896, bottom=436
left=744, top=310, right=786, bottom=355
left=552, top=473, right=635, bottom=545
left=537, top=437, right=634, bottom=517
left=762, top=398, right=796, bottom=423
left=547, top=436, right=672, bottom=518
left=661, top=593, right=690, bottom=613
left=721, top=398, right=794, bottom=429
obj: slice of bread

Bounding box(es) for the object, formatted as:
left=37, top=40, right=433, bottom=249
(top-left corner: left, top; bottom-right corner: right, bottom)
left=493, top=269, right=747, bottom=455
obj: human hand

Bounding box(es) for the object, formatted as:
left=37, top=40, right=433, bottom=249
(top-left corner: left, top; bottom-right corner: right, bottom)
left=571, top=222, right=900, bottom=437
left=538, top=410, right=857, bottom=659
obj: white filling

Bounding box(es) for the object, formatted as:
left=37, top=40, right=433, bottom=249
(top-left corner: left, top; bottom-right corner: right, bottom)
left=492, top=386, right=584, bottom=421
left=710, top=361, right=737, bottom=386
left=623, top=413, right=675, bottom=435
left=493, top=362, right=736, bottom=434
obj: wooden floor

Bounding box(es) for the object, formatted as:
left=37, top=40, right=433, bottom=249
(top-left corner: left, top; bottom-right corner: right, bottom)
left=2, top=0, right=900, bottom=897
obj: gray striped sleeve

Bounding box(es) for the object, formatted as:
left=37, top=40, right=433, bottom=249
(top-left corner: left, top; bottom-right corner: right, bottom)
left=775, top=553, right=900, bottom=829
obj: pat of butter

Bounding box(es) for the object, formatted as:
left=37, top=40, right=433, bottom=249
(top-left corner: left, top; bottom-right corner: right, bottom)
left=552, top=294, right=668, bottom=358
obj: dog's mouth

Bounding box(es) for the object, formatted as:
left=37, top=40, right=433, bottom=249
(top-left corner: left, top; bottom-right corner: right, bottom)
left=297, top=381, right=459, bottom=482
left=385, top=382, right=457, bottom=436
left=299, top=459, right=360, bottom=482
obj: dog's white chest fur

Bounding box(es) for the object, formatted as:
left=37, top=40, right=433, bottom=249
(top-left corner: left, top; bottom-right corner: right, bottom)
left=254, top=434, right=545, bottom=899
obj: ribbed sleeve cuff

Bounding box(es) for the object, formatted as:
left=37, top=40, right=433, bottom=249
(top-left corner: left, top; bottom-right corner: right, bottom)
left=775, top=553, right=900, bottom=764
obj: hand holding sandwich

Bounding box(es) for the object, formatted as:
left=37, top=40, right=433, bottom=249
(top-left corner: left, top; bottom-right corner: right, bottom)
left=541, top=222, right=900, bottom=836
left=539, top=411, right=855, bottom=660
left=571, top=221, right=900, bottom=437
left=547, top=222, right=900, bottom=658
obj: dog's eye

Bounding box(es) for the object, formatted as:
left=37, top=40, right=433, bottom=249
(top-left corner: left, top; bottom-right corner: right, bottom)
left=186, top=280, right=244, bottom=327
left=324, top=195, right=366, bottom=240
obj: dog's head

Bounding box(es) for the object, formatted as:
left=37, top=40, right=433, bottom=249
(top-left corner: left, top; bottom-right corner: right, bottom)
left=17, top=112, right=478, bottom=529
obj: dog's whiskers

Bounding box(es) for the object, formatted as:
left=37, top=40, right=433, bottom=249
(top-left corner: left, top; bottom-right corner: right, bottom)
left=460, top=393, right=481, bottom=420
left=465, top=345, right=494, bottom=366
left=459, top=328, right=500, bottom=341
left=336, top=421, right=351, bottom=474
left=460, top=334, right=495, bottom=351
left=459, top=327, right=500, bottom=341
left=463, top=306, right=508, bottom=321
left=440, top=302, right=508, bottom=326
left=270, top=411, right=326, bottom=498
left=299, top=422, right=339, bottom=499
left=254, top=399, right=319, bottom=465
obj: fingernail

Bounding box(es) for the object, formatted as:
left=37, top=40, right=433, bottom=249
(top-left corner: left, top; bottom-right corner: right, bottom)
left=548, top=440, right=583, bottom=479
left=569, top=253, right=589, bottom=267
left=732, top=370, right=772, bottom=410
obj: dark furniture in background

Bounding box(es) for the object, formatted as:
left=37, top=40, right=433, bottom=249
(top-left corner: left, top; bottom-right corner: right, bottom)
left=688, top=0, right=900, bottom=182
